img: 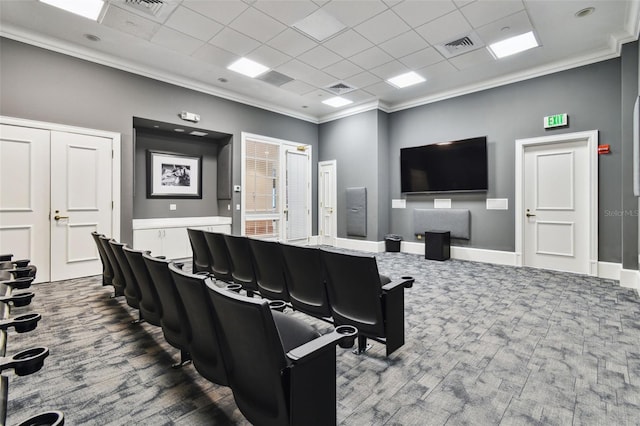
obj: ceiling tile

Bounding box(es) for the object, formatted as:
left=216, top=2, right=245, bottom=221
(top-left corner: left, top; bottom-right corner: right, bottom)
left=323, top=60, right=364, bottom=80
left=209, top=28, right=261, bottom=56
left=399, top=47, right=445, bottom=69
left=370, top=60, right=409, bottom=80
left=181, top=0, right=249, bottom=25
left=304, top=88, right=333, bottom=101
left=276, top=59, right=335, bottom=87
left=415, top=10, right=473, bottom=45
left=165, top=6, right=223, bottom=42
left=280, top=79, right=316, bottom=95
left=268, top=28, right=317, bottom=57
left=253, top=0, right=318, bottom=25
left=354, top=9, right=410, bottom=45
left=460, top=0, right=524, bottom=28
left=363, top=81, right=396, bottom=97
left=101, top=5, right=159, bottom=41
left=321, top=0, right=389, bottom=27
left=453, top=0, right=474, bottom=7
left=344, top=89, right=376, bottom=103
left=448, top=47, right=494, bottom=70
left=379, top=30, right=430, bottom=58
left=475, top=10, right=532, bottom=45
left=229, top=7, right=287, bottom=42
left=345, top=71, right=381, bottom=89
left=418, top=60, right=458, bottom=79
left=247, top=45, right=291, bottom=68
left=322, top=29, right=373, bottom=58
left=391, top=0, right=456, bottom=28
left=192, top=43, right=239, bottom=68
left=297, top=45, right=342, bottom=69
left=151, top=26, right=204, bottom=55
left=349, top=46, right=394, bottom=69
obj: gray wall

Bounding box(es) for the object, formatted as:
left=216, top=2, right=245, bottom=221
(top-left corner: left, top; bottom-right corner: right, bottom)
left=133, top=129, right=221, bottom=219
left=319, top=109, right=381, bottom=241
left=621, top=41, right=639, bottom=269
left=0, top=38, right=318, bottom=244
left=377, top=110, right=391, bottom=240
left=388, top=58, right=624, bottom=261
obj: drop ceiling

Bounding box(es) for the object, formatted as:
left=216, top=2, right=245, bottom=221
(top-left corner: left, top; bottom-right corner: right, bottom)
left=0, top=0, right=638, bottom=123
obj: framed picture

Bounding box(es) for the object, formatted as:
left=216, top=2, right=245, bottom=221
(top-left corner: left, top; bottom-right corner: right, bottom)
left=147, top=150, right=202, bottom=198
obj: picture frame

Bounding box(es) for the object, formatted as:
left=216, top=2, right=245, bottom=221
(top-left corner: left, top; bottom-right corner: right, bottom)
left=146, top=150, right=202, bottom=199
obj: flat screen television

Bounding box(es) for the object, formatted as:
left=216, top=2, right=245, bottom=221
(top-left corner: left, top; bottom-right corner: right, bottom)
left=400, top=136, right=488, bottom=193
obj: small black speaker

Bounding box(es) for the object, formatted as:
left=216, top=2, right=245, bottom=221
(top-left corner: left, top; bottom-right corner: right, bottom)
left=425, top=231, right=450, bottom=261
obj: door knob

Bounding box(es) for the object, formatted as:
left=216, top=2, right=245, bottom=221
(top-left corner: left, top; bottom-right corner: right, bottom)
left=525, top=209, right=536, bottom=218
left=54, top=215, right=69, bottom=221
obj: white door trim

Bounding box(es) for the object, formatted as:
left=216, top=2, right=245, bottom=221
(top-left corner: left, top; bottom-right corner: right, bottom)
left=515, top=130, right=598, bottom=275
left=0, top=115, right=121, bottom=241
left=318, top=160, right=337, bottom=246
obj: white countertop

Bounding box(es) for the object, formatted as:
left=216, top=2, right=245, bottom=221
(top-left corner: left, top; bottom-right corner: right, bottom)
left=132, top=216, right=232, bottom=230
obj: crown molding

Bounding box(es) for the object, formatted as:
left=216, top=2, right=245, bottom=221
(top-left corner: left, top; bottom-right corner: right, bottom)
left=317, top=100, right=387, bottom=124
left=0, top=25, right=320, bottom=124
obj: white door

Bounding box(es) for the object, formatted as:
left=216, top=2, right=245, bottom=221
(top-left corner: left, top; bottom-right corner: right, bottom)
left=284, top=149, right=310, bottom=243
left=318, top=160, right=337, bottom=246
left=516, top=131, right=598, bottom=275
left=0, top=125, right=51, bottom=283
left=50, top=131, right=113, bottom=281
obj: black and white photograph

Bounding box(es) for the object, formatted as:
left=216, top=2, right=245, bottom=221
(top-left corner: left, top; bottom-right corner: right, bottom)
left=147, top=150, right=201, bottom=198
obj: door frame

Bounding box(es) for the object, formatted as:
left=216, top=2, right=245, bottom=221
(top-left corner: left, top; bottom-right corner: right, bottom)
left=318, top=160, right=337, bottom=246
left=0, top=115, right=121, bottom=242
left=240, top=132, right=311, bottom=241
left=514, top=130, right=598, bottom=275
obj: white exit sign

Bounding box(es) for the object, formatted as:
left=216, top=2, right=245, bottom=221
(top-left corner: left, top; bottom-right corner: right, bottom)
left=544, top=113, right=568, bottom=129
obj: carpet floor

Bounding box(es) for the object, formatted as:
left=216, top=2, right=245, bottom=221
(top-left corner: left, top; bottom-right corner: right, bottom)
left=5, top=251, right=640, bottom=425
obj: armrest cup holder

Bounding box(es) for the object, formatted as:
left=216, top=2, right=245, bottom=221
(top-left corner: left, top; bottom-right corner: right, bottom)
left=0, top=292, right=35, bottom=307
left=0, top=313, right=42, bottom=333
left=401, top=276, right=415, bottom=288
left=268, top=300, right=287, bottom=312
left=1, top=277, right=34, bottom=289
left=335, top=325, right=358, bottom=349
left=17, top=410, right=64, bottom=426
left=0, top=346, right=49, bottom=376
left=12, top=259, right=31, bottom=268
left=225, top=283, right=243, bottom=293
left=7, top=268, right=32, bottom=279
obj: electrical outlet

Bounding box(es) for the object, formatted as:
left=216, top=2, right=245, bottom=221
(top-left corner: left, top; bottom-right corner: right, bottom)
left=236, top=204, right=240, bottom=211
left=169, top=204, right=177, bottom=211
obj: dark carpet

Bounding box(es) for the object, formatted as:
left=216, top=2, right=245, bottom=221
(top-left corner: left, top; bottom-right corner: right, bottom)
left=5, top=251, right=640, bottom=425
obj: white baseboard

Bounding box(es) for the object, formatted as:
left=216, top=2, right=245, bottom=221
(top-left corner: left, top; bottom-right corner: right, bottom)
left=401, top=241, right=517, bottom=266
left=327, top=238, right=639, bottom=289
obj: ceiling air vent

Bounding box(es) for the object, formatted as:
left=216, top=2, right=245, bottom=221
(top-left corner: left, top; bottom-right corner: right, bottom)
left=435, top=32, right=485, bottom=59
left=124, top=0, right=165, bottom=16
left=325, top=81, right=356, bottom=96
left=256, top=71, right=294, bottom=87
left=108, top=0, right=178, bottom=22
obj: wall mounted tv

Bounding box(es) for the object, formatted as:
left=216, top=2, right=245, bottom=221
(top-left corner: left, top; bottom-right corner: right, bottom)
left=400, top=136, right=488, bottom=193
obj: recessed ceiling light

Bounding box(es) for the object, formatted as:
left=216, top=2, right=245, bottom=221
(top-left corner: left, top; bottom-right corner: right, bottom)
left=227, top=58, right=269, bottom=78
left=174, top=129, right=185, bottom=132
left=189, top=131, right=208, bottom=137
left=39, top=0, right=104, bottom=20
left=322, top=97, right=353, bottom=108
left=488, top=31, right=539, bottom=59
left=84, top=33, right=101, bottom=42
left=387, top=71, right=426, bottom=89
left=575, top=7, right=595, bottom=18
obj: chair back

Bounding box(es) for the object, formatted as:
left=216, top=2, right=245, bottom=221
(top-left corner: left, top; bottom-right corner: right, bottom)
left=187, top=228, right=212, bottom=274
left=206, top=283, right=290, bottom=426
left=91, top=231, right=113, bottom=285
left=320, top=250, right=385, bottom=338
left=98, top=236, right=124, bottom=296
left=142, top=253, right=190, bottom=350
left=169, top=263, right=228, bottom=386
left=109, top=240, right=141, bottom=310
left=203, top=232, right=233, bottom=282
left=280, top=244, right=331, bottom=319
left=248, top=239, right=289, bottom=301
left=223, top=235, right=258, bottom=293
left=123, top=246, right=162, bottom=327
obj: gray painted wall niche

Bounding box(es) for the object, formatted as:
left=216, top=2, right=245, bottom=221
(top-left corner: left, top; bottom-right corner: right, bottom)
left=133, top=125, right=230, bottom=219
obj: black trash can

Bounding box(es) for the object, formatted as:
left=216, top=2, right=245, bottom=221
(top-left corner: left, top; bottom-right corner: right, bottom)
left=384, top=234, right=402, bottom=252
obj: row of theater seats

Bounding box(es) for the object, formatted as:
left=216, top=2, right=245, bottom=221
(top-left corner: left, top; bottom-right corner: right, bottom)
left=188, top=229, right=415, bottom=355
left=0, top=254, right=64, bottom=426
left=91, top=232, right=359, bottom=426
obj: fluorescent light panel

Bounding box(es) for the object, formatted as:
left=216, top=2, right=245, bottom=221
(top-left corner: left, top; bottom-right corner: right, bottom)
left=39, top=0, right=104, bottom=20
left=322, top=97, right=353, bottom=108
left=227, top=58, right=269, bottom=78
left=488, top=31, right=538, bottom=59
left=387, top=71, right=426, bottom=89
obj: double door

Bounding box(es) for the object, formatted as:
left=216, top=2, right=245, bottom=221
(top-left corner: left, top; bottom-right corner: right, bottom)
left=0, top=120, right=116, bottom=282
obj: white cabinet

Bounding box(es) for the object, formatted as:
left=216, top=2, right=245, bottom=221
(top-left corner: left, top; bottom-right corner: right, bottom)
left=132, top=217, right=232, bottom=260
